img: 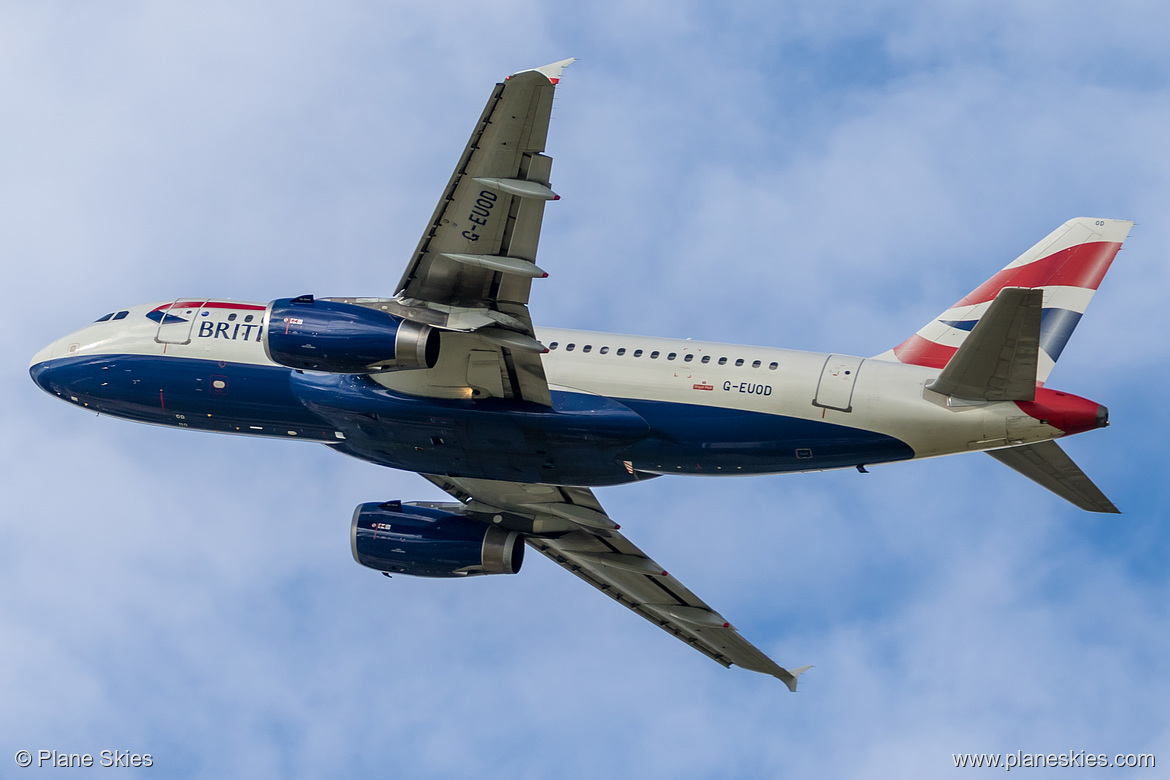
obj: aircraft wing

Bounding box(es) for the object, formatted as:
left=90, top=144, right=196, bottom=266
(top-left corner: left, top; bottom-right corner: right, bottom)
left=422, top=474, right=810, bottom=690
left=372, top=59, right=575, bottom=406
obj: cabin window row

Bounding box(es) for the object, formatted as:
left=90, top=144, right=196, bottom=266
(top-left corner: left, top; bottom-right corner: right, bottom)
left=547, top=342, right=778, bottom=370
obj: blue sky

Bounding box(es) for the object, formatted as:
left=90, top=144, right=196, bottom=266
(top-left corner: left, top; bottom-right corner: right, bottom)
left=4, top=1, right=1170, bottom=777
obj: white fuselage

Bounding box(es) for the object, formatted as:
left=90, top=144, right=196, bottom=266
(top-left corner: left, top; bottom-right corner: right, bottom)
left=30, top=301, right=1072, bottom=484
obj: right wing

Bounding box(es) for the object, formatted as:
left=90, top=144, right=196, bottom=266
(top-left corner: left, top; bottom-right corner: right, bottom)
left=422, top=474, right=811, bottom=690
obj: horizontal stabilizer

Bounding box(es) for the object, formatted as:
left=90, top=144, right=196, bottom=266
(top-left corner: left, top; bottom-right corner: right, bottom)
left=987, top=440, right=1119, bottom=513
left=928, top=287, right=1041, bottom=400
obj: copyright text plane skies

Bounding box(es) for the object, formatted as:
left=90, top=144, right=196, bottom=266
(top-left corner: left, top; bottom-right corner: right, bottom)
left=29, top=59, right=1130, bottom=690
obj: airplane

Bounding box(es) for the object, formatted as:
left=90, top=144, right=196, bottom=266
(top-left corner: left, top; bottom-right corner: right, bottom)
left=29, top=58, right=1131, bottom=691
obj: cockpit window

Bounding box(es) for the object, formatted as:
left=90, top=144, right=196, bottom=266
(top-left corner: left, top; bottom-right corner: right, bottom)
left=94, top=313, right=114, bottom=322
left=112, top=311, right=129, bottom=320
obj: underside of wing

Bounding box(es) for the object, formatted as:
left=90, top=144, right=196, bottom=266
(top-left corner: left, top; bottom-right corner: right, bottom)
left=396, top=59, right=572, bottom=315
left=422, top=474, right=810, bottom=690
left=363, top=59, right=575, bottom=407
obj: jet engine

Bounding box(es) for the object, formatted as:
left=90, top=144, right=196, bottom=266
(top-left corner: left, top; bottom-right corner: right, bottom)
left=351, top=500, right=524, bottom=578
left=264, top=296, right=439, bottom=373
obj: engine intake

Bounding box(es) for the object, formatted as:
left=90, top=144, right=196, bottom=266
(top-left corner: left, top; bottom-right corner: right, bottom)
left=351, top=500, right=524, bottom=578
left=264, top=296, right=439, bottom=373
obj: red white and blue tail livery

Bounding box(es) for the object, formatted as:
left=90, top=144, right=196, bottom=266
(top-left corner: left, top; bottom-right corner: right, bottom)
left=29, top=60, right=1130, bottom=691
left=883, top=217, right=1131, bottom=383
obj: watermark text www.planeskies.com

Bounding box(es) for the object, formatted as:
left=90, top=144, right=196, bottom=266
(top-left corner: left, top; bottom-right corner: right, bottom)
left=14, top=749, right=152, bottom=769
left=953, top=750, right=1154, bottom=770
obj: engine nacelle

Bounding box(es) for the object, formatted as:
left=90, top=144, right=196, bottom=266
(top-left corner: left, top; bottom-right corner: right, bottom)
left=264, top=296, right=439, bottom=373
left=351, top=501, right=525, bottom=578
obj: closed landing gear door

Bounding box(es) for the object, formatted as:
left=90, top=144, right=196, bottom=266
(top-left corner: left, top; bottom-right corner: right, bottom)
left=814, top=355, right=864, bottom=412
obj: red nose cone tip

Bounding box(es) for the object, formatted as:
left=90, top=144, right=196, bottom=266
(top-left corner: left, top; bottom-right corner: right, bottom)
left=1016, top=388, right=1108, bottom=435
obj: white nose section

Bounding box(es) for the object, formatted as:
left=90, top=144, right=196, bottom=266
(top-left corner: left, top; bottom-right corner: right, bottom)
left=29, top=339, right=60, bottom=368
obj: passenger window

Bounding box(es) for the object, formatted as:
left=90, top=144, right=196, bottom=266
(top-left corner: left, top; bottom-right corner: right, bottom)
left=617, top=348, right=626, bottom=356
left=650, top=351, right=660, bottom=359
left=735, top=358, right=745, bottom=367
left=634, top=349, right=643, bottom=357
left=245, top=315, right=254, bottom=323
left=599, top=346, right=609, bottom=354
left=752, top=360, right=761, bottom=368
left=701, top=355, right=710, bottom=364
left=566, top=343, right=576, bottom=351
left=228, top=313, right=237, bottom=322
left=683, top=354, right=693, bottom=362
left=718, top=357, right=727, bottom=366
left=583, top=345, right=592, bottom=353
left=769, top=362, right=778, bottom=370
left=549, top=342, right=559, bottom=350
left=666, top=352, right=676, bottom=360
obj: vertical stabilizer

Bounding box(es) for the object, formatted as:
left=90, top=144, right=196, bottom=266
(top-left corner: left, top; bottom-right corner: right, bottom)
left=877, top=218, right=1132, bottom=384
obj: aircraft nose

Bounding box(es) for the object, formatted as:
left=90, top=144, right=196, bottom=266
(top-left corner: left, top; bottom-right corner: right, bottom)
left=29, top=336, right=74, bottom=396
left=29, top=339, right=58, bottom=370
left=29, top=344, right=63, bottom=396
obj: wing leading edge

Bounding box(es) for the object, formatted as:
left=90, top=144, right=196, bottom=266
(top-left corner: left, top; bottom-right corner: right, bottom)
left=422, top=474, right=810, bottom=690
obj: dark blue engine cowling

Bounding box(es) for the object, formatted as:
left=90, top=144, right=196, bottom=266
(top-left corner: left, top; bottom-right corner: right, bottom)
left=351, top=501, right=524, bottom=578
left=265, top=296, right=440, bottom=373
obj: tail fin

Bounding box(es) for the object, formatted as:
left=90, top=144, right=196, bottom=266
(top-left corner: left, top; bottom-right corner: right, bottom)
left=878, top=217, right=1133, bottom=384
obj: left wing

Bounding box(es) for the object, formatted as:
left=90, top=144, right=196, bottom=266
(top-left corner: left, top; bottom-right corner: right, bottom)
left=423, top=474, right=811, bottom=690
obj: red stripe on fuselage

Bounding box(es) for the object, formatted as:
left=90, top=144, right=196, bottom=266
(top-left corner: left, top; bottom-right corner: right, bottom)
left=955, top=241, right=1122, bottom=307
left=149, top=301, right=267, bottom=313
left=892, top=333, right=958, bottom=369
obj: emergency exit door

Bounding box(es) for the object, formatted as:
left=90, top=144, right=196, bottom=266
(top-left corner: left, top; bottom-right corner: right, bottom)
left=813, top=355, right=864, bottom=412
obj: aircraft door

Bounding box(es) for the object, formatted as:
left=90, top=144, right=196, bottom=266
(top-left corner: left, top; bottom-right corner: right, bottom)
left=813, top=355, right=864, bottom=413
left=155, top=299, right=208, bottom=345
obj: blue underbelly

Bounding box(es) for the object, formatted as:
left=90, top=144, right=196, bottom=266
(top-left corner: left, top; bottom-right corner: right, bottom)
left=619, top=398, right=914, bottom=474
left=31, top=355, right=915, bottom=484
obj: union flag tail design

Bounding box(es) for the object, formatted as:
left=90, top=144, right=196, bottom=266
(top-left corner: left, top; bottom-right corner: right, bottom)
left=879, top=217, right=1133, bottom=384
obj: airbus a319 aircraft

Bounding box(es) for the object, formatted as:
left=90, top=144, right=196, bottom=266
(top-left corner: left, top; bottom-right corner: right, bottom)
left=30, top=60, right=1130, bottom=690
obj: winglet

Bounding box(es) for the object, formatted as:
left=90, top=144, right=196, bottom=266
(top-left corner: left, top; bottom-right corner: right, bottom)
left=782, top=664, right=813, bottom=693
left=511, top=57, right=577, bottom=84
